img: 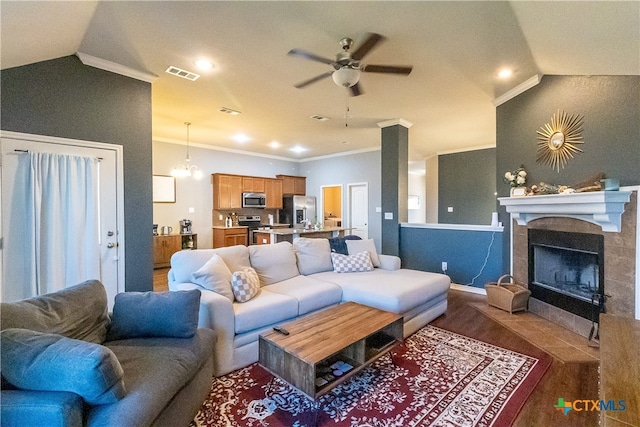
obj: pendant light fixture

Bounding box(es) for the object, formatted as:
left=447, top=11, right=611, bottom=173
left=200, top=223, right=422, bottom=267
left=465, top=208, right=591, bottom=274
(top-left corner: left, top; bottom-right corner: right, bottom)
left=171, top=122, right=203, bottom=179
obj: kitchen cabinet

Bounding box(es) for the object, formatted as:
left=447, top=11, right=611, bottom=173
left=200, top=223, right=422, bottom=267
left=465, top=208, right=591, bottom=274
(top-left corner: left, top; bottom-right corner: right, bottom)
left=242, top=177, right=265, bottom=193
left=153, top=235, right=182, bottom=268
left=212, top=174, right=243, bottom=210
left=276, top=175, right=306, bottom=195
left=213, top=227, right=248, bottom=248
left=264, top=178, right=283, bottom=209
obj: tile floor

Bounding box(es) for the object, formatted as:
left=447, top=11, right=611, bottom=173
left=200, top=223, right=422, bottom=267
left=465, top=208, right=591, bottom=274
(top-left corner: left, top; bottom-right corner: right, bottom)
left=470, top=302, right=600, bottom=363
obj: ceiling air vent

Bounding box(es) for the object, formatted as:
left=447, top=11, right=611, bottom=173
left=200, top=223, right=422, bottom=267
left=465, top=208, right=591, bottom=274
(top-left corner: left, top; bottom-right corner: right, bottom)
left=165, top=66, right=200, bottom=81
left=310, top=114, right=330, bottom=121
left=219, top=107, right=241, bottom=115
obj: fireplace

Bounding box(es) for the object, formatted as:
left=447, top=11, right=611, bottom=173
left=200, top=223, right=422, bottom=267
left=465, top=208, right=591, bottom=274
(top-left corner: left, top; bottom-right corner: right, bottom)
left=528, top=229, right=604, bottom=322
left=500, top=190, right=637, bottom=339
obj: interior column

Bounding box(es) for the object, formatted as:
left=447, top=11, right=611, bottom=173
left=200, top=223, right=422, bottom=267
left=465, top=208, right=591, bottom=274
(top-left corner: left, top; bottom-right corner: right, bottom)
left=378, top=119, right=412, bottom=256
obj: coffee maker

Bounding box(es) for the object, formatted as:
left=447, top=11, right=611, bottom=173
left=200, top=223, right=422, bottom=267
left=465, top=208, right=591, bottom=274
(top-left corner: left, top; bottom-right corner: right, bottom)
left=180, top=219, right=192, bottom=234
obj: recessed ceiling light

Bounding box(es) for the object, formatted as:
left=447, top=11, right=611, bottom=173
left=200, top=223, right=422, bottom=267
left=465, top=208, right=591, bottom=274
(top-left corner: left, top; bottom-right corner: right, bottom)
left=269, top=141, right=281, bottom=148
left=195, top=59, right=214, bottom=70
left=232, top=133, right=251, bottom=143
left=498, top=68, right=513, bottom=79
left=165, top=66, right=200, bottom=81
left=219, top=107, right=241, bottom=115
left=289, top=145, right=307, bottom=154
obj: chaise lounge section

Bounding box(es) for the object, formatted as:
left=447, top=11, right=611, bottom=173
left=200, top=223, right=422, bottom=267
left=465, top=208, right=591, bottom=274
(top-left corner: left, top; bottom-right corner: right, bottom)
left=169, top=238, right=450, bottom=377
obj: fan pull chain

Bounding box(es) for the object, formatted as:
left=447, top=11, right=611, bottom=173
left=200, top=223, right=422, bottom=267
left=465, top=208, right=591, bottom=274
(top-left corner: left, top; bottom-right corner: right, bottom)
left=345, top=91, right=349, bottom=128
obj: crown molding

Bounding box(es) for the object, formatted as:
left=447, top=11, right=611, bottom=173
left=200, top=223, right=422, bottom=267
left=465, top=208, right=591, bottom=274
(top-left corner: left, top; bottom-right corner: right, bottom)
left=76, top=52, right=158, bottom=83
left=492, top=74, right=543, bottom=107
left=377, top=118, right=413, bottom=129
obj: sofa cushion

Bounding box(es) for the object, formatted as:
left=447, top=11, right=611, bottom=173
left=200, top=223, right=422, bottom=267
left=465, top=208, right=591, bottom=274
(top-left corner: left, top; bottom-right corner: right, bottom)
left=90, top=329, right=215, bottom=426
left=0, top=390, right=84, bottom=427
left=1, top=328, right=126, bottom=405
left=249, top=241, right=299, bottom=285
left=0, top=280, right=109, bottom=344
left=346, top=238, right=381, bottom=267
left=170, top=246, right=251, bottom=284
left=293, top=237, right=333, bottom=275
left=107, top=290, right=200, bottom=340
left=265, top=275, right=342, bottom=315
left=331, top=251, right=374, bottom=273
left=231, top=268, right=261, bottom=303
left=233, top=290, right=298, bottom=334
left=191, top=254, right=234, bottom=301
left=313, top=269, right=450, bottom=313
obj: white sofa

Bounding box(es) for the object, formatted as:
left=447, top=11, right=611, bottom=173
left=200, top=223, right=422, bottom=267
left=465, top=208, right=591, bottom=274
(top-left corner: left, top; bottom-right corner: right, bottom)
left=168, top=238, right=450, bottom=376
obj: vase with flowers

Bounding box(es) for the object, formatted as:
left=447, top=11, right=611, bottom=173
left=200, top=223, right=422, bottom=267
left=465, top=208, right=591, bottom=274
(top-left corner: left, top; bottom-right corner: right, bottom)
left=504, top=166, right=527, bottom=196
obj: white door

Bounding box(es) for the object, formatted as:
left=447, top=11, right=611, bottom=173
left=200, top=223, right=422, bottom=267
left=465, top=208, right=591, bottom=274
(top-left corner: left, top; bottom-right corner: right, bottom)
left=348, top=183, right=368, bottom=239
left=0, top=132, right=124, bottom=307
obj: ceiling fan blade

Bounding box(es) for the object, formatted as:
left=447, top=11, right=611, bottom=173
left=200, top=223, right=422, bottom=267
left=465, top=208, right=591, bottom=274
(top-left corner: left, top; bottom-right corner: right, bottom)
left=294, top=71, right=333, bottom=89
left=362, top=64, right=413, bottom=75
left=351, top=33, right=385, bottom=60
left=349, top=82, right=363, bottom=97
left=287, top=48, right=335, bottom=65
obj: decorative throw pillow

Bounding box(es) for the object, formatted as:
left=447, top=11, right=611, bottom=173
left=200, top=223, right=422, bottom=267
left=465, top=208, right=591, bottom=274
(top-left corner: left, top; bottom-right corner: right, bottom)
left=191, top=254, right=234, bottom=301
left=107, top=290, right=201, bottom=340
left=330, top=251, right=374, bottom=273
left=328, top=235, right=362, bottom=255
left=1, top=328, right=126, bottom=405
left=346, top=238, right=381, bottom=267
left=231, top=268, right=261, bottom=303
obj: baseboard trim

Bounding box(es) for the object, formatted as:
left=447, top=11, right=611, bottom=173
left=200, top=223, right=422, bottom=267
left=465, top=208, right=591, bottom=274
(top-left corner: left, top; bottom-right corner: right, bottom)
left=451, top=283, right=487, bottom=295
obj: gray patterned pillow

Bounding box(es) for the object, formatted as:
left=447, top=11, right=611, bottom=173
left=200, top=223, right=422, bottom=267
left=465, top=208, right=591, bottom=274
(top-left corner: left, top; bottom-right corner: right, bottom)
left=231, top=267, right=260, bottom=302
left=330, top=251, right=374, bottom=273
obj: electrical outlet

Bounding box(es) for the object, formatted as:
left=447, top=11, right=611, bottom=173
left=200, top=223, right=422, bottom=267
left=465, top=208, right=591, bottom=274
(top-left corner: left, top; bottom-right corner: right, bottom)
left=218, top=214, right=223, bottom=221
left=447, top=207, right=454, bottom=213
left=442, top=261, right=448, bottom=272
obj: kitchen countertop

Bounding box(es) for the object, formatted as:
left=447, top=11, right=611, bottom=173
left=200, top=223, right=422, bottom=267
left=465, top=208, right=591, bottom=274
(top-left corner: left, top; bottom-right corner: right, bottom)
left=212, top=225, right=248, bottom=229
left=253, top=226, right=352, bottom=235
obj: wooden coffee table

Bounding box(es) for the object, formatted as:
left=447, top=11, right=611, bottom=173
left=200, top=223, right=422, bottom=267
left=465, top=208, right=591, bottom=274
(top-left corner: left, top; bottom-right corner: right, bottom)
left=258, top=302, right=403, bottom=400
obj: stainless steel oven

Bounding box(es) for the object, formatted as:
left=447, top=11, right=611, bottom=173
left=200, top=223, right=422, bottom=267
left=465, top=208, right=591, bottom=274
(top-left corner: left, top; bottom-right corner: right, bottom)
left=242, top=192, right=266, bottom=208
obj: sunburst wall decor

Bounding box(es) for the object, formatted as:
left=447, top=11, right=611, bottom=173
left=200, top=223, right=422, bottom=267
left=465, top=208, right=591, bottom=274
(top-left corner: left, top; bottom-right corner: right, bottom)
left=536, top=110, right=585, bottom=172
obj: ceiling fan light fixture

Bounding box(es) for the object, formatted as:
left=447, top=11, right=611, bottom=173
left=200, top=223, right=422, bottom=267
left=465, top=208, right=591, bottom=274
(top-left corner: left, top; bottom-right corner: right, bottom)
left=332, top=67, right=360, bottom=88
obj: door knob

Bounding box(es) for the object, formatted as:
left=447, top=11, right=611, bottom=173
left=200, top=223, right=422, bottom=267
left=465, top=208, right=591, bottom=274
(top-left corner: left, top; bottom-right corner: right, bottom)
left=107, top=242, right=117, bottom=248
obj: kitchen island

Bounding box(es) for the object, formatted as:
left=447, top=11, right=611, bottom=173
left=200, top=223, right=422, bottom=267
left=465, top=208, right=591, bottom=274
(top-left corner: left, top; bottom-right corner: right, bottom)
left=252, top=227, right=353, bottom=245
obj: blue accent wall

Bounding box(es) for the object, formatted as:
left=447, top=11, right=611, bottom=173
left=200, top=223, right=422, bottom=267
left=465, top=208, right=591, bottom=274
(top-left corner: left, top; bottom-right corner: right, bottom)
left=1, top=55, right=153, bottom=292
left=400, top=226, right=505, bottom=288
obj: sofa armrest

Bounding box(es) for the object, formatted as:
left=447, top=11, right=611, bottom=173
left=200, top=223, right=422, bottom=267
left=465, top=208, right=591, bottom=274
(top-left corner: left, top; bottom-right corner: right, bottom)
left=378, top=254, right=401, bottom=271
left=1, top=390, right=83, bottom=427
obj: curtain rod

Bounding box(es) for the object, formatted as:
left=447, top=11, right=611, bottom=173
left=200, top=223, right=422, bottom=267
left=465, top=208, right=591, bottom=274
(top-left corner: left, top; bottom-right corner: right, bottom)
left=13, top=149, right=103, bottom=160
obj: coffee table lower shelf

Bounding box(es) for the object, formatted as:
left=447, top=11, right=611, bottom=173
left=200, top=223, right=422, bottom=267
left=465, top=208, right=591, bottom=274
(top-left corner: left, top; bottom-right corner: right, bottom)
left=258, top=302, right=403, bottom=400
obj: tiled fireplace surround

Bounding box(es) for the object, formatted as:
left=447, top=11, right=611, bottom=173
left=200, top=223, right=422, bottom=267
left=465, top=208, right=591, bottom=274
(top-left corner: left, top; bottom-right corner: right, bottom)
left=509, top=191, right=638, bottom=339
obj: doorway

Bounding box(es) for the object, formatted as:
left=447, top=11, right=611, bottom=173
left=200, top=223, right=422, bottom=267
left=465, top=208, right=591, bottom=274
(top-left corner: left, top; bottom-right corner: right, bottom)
left=348, top=182, right=369, bottom=239
left=321, top=185, right=343, bottom=228
left=1, top=132, right=124, bottom=307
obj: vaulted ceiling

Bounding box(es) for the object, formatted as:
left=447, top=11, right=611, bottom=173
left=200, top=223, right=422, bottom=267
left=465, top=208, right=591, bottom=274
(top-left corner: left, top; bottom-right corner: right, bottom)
left=2, top=1, right=639, bottom=162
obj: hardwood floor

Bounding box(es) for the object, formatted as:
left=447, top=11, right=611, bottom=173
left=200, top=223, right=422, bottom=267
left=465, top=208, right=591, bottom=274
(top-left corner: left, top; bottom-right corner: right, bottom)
left=153, top=267, right=169, bottom=292
left=432, top=290, right=599, bottom=427
left=153, top=269, right=598, bottom=426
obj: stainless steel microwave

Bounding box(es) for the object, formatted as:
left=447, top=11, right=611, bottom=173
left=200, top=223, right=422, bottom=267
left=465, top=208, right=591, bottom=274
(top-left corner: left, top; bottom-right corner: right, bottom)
left=242, top=192, right=266, bottom=208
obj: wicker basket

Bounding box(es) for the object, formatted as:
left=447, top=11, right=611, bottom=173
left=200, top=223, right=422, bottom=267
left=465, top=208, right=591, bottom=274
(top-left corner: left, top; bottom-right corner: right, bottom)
left=485, top=275, right=531, bottom=314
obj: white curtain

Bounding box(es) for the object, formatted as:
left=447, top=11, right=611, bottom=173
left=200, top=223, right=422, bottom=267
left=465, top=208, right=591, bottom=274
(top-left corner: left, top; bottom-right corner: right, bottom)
left=26, top=152, right=100, bottom=296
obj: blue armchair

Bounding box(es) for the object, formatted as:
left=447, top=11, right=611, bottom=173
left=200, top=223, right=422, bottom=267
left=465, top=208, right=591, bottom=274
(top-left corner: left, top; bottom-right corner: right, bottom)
left=1, top=280, right=215, bottom=427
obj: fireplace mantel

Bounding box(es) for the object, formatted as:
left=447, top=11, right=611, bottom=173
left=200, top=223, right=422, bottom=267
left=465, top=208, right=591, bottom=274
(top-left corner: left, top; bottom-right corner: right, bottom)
left=498, top=191, right=632, bottom=232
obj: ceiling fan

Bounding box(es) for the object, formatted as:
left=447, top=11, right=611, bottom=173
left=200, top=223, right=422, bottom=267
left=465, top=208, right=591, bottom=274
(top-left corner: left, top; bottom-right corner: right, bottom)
left=288, top=33, right=413, bottom=96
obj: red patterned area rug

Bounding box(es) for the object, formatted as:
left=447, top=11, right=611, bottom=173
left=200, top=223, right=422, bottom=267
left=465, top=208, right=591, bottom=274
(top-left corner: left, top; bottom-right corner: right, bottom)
left=192, top=325, right=551, bottom=427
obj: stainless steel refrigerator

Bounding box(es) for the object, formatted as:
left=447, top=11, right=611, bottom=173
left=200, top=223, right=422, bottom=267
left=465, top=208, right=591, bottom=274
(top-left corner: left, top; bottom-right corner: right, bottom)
left=279, top=196, right=317, bottom=228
